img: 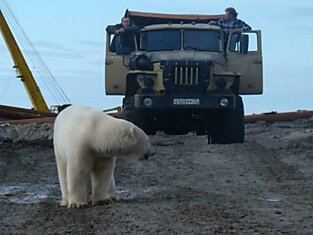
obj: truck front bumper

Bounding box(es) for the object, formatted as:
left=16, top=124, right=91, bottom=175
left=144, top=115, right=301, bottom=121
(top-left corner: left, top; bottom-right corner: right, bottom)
left=134, top=93, right=236, bottom=109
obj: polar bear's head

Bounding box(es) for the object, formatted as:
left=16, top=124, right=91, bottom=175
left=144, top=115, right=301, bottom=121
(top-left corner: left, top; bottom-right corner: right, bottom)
left=92, top=116, right=154, bottom=159
left=122, top=125, right=155, bottom=160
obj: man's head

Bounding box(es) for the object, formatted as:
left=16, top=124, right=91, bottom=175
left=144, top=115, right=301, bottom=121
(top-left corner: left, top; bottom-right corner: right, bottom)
left=121, top=17, right=130, bottom=28
left=225, top=7, right=238, bottom=21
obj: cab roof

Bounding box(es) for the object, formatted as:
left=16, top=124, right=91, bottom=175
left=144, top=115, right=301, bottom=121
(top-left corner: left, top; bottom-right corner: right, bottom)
left=141, top=23, right=221, bottom=31
left=125, top=10, right=224, bottom=29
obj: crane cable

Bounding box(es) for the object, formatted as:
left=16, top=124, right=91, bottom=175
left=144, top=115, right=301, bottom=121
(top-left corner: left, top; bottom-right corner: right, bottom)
left=0, top=0, right=70, bottom=105
left=0, top=4, right=61, bottom=105
left=0, top=0, right=70, bottom=104
left=1, top=1, right=70, bottom=105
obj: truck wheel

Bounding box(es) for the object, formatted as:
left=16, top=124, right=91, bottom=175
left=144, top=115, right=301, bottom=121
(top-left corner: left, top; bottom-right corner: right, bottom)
left=123, top=97, right=156, bottom=135
left=209, top=96, right=244, bottom=144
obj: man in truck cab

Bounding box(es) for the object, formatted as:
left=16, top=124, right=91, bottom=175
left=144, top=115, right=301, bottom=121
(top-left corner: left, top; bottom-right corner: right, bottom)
left=209, top=7, right=251, bottom=32
left=106, top=17, right=138, bottom=54
left=209, top=7, right=251, bottom=51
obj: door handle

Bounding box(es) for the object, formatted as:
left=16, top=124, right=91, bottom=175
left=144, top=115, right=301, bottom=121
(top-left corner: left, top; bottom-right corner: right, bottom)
left=254, top=60, right=262, bottom=64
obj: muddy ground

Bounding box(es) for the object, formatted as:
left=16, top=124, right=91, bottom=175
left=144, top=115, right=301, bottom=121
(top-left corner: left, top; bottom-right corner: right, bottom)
left=0, top=119, right=313, bottom=235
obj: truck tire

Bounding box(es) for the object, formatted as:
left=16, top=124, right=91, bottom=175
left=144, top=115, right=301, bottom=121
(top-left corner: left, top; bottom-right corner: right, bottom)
left=209, top=96, right=244, bottom=144
left=123, top=97, right=156, bottom=135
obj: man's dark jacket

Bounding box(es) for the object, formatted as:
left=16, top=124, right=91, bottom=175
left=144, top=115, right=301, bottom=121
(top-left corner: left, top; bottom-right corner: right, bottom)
left=106, top=23, right=138, bottom=53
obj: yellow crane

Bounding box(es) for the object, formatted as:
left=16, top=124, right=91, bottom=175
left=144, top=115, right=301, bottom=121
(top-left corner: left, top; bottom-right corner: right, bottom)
left=0, top=10, right=49, bottom=112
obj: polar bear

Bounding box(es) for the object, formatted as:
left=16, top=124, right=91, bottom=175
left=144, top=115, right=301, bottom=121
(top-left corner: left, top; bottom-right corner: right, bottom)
left=53, top=105, right=154, bottom=208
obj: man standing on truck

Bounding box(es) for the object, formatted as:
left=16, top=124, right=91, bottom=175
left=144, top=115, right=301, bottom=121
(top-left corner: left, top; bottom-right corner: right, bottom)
left=209, top=7, right=251, bottom=51
left=106, top=17, right=137, bottom=54
left=209, top=7, right=251, bottom=32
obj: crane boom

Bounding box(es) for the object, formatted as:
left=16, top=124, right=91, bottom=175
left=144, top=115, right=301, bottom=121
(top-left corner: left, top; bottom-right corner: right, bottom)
left=0, top=10, right=49, bottom=112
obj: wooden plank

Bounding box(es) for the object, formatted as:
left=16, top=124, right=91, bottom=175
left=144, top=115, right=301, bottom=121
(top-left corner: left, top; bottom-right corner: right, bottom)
left=0, top=105, right=56, bottom=117
left=245, top=111, right=313, bottom=123
left=0, top=117, right=56, bottom=125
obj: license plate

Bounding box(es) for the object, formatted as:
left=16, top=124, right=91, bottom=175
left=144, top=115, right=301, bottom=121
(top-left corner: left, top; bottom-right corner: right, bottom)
left=173, top=98, right=200, bottom=105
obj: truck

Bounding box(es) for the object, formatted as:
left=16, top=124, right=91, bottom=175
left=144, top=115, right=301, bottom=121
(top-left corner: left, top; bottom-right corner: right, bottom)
left=104, top=10, right=263, bottom=144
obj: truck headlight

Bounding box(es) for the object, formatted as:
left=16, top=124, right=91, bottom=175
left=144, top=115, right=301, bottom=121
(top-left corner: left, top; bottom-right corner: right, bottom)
left=215, top=77, right=227, bottom=89
left=143, top=97, right=153, bottom=107
left=220, top=97, right=229, bottom=107
left=143, top=77, right=155, bottom=89
left=136, top=55, right=153, bottom=70
left=129, top=55, right=153, bottom=71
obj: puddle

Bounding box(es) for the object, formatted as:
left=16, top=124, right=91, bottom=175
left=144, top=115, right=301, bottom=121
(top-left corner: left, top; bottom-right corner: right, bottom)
left=258, top=195, right=282, bottom=202
left=143, top=186, right=161, bottom=193
left=116, top=189, right=129, bottom=194
left=265, top=197, right=280, bottom=202
left=0, top=183, right=58, bottom=204
left=117, top=186, right=163, bottom=199
left=0, top=184, right=164, bottom=204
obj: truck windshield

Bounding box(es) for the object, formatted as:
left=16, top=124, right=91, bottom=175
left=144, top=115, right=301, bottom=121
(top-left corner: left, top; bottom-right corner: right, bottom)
left=142, top=30, right=181, bottom=52
left=183, top=30, right=222, bottom=52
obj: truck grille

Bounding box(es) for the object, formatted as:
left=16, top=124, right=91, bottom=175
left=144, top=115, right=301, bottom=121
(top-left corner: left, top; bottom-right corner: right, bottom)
left=162, top=60, right=211, bottom=93
left=174, top=66, right=199, bottom=85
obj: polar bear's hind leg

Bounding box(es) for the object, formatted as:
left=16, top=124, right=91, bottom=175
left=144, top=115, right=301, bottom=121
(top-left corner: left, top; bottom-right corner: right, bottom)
left=66, top=157, right=90, bottom=208
left=55, top=152, right=69, bottom=207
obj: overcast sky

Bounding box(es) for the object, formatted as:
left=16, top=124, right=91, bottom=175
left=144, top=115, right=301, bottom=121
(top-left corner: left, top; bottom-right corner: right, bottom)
left=0, top=0, right=312, bottom=114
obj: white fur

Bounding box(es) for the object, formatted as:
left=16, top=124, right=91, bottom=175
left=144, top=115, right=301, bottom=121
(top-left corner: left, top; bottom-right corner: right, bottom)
left=53, top=105, right=154, bottom=208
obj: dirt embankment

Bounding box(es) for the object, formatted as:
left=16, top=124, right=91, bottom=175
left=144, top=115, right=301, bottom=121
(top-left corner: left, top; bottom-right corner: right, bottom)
left=1, top=119, right=313, bottom=234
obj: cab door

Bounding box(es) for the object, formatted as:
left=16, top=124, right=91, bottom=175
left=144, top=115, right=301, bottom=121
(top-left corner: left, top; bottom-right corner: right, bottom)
left=104, top=33, right=137, bottom=95
left=226, top=30, right=263, bottom=95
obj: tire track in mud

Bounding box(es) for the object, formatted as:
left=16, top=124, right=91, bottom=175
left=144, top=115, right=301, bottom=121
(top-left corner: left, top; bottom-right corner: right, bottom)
left=245, top=141, right=306, bottom=182
left=244, top=140, right=313, bottom=198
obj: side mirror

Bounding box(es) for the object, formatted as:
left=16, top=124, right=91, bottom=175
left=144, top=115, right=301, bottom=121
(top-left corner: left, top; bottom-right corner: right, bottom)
left=240, top=34, right=249, bottom=54
left=116, top=47, right=132, bottom=55
left=110, top=33, right=136, bottom=55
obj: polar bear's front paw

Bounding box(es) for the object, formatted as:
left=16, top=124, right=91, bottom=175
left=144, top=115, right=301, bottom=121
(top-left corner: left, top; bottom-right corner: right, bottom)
left=68, top=202, right=89, bottom=208
left=92, top=196, right=118, bottom=206
left=60, top=198, right=68, bottom=207
left=92, top=199, right=110, bottom=206
left=107, top=191, right=118, bottom=201
left=109, top=194, right=118, bottom=202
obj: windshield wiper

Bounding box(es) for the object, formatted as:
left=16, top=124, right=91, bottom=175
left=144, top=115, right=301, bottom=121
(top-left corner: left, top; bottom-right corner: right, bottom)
left=184, top=45, right=202, bottom=51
